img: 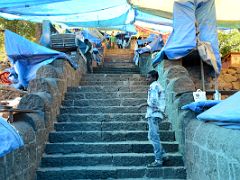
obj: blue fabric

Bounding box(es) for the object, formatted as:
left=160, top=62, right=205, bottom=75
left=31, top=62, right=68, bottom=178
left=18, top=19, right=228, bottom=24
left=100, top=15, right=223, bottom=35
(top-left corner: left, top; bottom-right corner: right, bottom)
left=0, top=0, right=135, bottom=28
left=181, top=100, right=221, bottom=113
left=4, top=30, right=78, bottom=88
left=137, top=35, right=164, bottom=54
left=197, top=92, right=240, bottom=123
left=0, top=0, right=69, bottom=8
left=105, top=24, right=137, bottom=34
left=153, top=0, right=221, bottom=72
left=135, top=10, right=172, bottom=26
left=137, top=34, right=158, bottom=46
left=153, top=1, right=196, bottom=65
left=0, top=117, right=24, bottom=157
left=81, top=30, right=101, bottom=45
left=196, top=0, right=221, bottom=71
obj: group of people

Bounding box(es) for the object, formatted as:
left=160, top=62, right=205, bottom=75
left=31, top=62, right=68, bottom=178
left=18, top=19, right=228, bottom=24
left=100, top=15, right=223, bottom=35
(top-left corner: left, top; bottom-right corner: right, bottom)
left=108, top=31, right=129, bottom=49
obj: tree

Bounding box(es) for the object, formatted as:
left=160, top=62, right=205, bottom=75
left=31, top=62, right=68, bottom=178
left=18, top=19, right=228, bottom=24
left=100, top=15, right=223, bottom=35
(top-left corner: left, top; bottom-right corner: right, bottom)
left=218, top=29, right=240, bottom=57
left=0, top=18, right=39, bottom=61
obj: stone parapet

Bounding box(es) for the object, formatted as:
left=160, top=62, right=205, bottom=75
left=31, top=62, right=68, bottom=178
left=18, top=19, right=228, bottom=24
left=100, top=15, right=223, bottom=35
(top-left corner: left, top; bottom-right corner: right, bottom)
left=185, top=120, right=240, bottom=180
left=0, top=53, right=86, bottom=180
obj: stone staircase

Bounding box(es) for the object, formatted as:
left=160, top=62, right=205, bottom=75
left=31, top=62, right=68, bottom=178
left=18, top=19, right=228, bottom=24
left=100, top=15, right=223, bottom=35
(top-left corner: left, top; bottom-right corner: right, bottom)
left=36, top=50, right=186, bottom=179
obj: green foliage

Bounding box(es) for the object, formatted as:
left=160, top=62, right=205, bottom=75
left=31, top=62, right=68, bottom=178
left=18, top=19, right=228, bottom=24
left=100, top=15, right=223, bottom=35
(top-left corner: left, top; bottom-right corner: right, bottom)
left=218, top=29, right=240, bottom=57
left=0, top=17, right=38, bottom=61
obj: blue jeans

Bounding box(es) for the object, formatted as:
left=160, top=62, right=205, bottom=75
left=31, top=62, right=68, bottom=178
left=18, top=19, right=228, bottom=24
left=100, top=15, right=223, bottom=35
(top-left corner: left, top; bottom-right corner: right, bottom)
left=147, top=117, right=164, bottom=161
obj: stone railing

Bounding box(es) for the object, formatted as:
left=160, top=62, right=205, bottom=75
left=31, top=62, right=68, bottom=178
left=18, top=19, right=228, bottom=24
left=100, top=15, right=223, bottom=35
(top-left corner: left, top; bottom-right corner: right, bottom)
left=0, top=53, right=87, bottom=180
left=138, top=54, right=240, bottom=179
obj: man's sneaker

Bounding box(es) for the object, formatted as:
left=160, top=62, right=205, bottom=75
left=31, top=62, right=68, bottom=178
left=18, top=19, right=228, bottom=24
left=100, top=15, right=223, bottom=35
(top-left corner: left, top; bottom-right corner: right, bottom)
left=147, top=160, right=162, bottom=168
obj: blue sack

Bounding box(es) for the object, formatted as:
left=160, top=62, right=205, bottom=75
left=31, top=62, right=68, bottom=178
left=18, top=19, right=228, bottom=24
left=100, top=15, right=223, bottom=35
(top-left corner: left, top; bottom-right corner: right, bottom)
left=0, top=117, right=24, bottom=157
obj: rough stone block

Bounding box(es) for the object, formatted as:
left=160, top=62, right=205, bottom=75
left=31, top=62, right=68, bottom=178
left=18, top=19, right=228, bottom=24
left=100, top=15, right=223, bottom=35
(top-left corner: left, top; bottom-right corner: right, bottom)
left=217, top=156, right=230, bottom=180
left=18, top=92, right=52, bottom=111
left=206, top=152, right=218, bottom=179
left=232, top=82, right=240, bottom=89
left=163, top=65, right=189, bottom=86
left=0, top=157, right=6, bottom=180
left=174, top=92, right=194, bottom=108
left=27, top=143, right=37, bottom=165
left=5, top=153, right=15, bottom=178
left=36, top=129, right=48, bottom=147
left=13, top=112, right=45, bottom=132
left=167, top=76, right=195, bottom=95
left=28, top=78, right=60, bottom=103
left=223, top=74, right=238, bottom=82
left=185, top=120, right=202, bottom=142
left=13, top=121, right=35, bottom=144
left=193, top=122, right=208, bottom=147
left=36, top=65, right=63, bottom=79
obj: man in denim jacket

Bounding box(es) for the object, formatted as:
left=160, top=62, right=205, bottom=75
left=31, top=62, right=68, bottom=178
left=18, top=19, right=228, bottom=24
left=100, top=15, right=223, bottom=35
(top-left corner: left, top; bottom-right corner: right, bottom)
left=139, top=70, right=168, bottom=167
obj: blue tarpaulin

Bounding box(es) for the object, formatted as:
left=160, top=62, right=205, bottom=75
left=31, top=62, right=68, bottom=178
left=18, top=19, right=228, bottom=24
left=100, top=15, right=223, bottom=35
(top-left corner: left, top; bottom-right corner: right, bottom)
left=137, top=34, right=158, bottom=46
left=181, top=100, right=221, bottom=113
left=0, top=0, right=135, bottom=28
left=134, top=35, right=164, bottom=65
left=135, top=10, right=172, bottom=26
left=81, top=30, right=102, bottom=45
left=137, top=35, right=164, bottom=55
left=197, top=92, right=240, bottom=123
left=4, top=29, right=78, bottom=89
left=0, top=117, right=24, bottom=157
left=153, top=0, right=221, bottom=72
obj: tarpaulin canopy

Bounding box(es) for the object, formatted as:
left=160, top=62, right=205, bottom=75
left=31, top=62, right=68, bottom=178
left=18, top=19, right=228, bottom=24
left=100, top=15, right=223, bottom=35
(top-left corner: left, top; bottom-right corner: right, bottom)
left=129, top=0, right=240, bottom=28
left=152, top=0, right=221, bottom=74
left=135, top=10, right=172, bottom=26
left=0, top=0, right=135, bottom=28
left=98, top=24, right=137, bottom=34
left=4, top=30, right=77, bottom=88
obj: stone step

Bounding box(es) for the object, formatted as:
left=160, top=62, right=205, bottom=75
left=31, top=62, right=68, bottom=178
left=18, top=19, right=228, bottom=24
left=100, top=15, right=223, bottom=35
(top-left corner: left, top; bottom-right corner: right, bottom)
left=106, top=59, right=132, bottom=63
left=94, top=67, right=139, bottom=71
left=45, top=141, right=179, bottom=154
left=67, top=86, right=148, bottom=93
left=58, top=113, right=146, bottom=122
left=41, top=153, right=184, bottom=167
left=93, top=71, right=139, bottom=74
left=93, top=68, right=139, bottom=73
left=80, top=81, right=147, bottom=86
left=82, top=74, right=144, bottom=79
left=49, top=131, right=175, bottom=143
left=62, top=98, right=146, bottom=107
left=64, top=92, right=147, bottom=100
left=37, top=166, right=186, bottom=179
left=54, top=121, right=171, bottom=131
left=81, top=76, right=145, bottom=81
left=103, top=63, right=136, bottom=68
left=60, top=106, right=144, bottom=114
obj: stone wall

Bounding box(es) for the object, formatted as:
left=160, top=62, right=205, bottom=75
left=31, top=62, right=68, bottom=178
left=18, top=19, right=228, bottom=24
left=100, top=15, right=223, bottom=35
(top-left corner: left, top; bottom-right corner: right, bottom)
left=0, top=53, right=87, bottom=180
left=218, top=67, right=240, bottom=90
left=186, top=65, right=240, bottom=93
left=138, top=55, right=240, bottom=180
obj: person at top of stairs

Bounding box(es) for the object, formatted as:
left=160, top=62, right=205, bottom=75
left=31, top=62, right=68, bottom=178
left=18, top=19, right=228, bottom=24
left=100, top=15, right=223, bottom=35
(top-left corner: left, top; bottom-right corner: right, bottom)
left=84, top=39, right=93, bottom=73
left=139, top=70, right=168, bottom=168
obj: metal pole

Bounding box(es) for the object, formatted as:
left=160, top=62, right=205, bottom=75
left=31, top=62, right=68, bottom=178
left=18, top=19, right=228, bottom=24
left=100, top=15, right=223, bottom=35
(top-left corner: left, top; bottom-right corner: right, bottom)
left=200, top=58, right=205, bottom=91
